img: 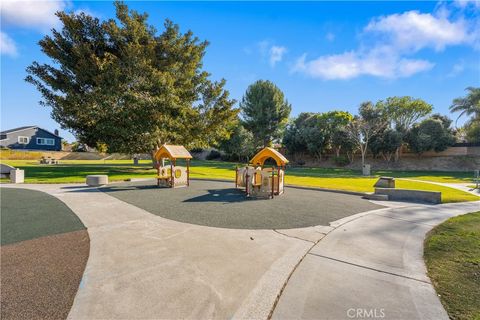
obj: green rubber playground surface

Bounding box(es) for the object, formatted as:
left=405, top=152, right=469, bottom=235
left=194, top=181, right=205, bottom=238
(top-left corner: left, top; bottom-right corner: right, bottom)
left=101, top=179, right=383, bottom=229
left=0, top=188, right=86, bottom=245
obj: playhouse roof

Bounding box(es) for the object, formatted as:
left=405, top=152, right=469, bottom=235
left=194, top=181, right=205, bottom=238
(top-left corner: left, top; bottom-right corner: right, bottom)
left=154, top=145, right=192, bottom=160
left=250, top=147, right=289, bottom=167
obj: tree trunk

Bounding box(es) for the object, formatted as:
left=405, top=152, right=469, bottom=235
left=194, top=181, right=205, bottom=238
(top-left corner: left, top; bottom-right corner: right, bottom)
left=385, top=152, right=392, bottom=162
left=394, top=147, right=400, bottom=162
left=360, top=145, right=366, bottom=167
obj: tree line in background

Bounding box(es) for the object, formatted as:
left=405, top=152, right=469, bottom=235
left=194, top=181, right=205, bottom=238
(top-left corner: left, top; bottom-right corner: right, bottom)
left=221, top=86, right=479, bottom=166
left=26, top=1, right=479, bottom=164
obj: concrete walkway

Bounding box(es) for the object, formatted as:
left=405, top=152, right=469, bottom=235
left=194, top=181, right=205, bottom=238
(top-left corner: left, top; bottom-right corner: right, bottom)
left=1, top=184, right=321, bottom=319
left=402, top=178, right=480, bottom=196
left=272, top=200, right=480, bottom=320
left=2, top=183, right=478, bottom=319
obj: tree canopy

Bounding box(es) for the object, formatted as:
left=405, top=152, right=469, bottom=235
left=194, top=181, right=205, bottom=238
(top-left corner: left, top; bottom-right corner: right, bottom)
left=26, top=1, right=238, bottom=154
left=450, top=87, right=480, bottom=123
left=406, top=115, right=456, bottom=155
left=240, top=80, right=291, bottom=147
left=379, top=96, right=432, bottom=132
left=346, top=102, right=388, bottom=167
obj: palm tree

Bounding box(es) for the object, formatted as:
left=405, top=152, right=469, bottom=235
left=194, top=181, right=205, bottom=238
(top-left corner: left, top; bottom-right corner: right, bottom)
left=450, top=87, right=480, bottom=125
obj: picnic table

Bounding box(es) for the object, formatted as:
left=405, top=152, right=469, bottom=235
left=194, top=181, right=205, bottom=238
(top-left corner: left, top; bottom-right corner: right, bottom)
left=40, top=157, right=59, bottom=165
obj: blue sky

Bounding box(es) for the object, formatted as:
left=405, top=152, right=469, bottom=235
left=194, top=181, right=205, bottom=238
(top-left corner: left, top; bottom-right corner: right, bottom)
left=1, top=1, right=479, bottom=142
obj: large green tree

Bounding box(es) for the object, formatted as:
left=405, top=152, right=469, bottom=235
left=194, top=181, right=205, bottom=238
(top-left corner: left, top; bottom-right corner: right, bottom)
left=369, top=128, right=402, bottom=162
left=283, top=111, right=353, bottom=161
left=379, top=96, right=432, bottom=132
left=26, top=2, right=238, bottom=155
left=240, top=80, right=291, bottom=147
left=283, top=114, right=310, bottom=160
left=219, top=123, right=256, bottom=162
left=345, top=102, right=388, bottom=170
left=406, top=114, right=456, bottom=155
left=450, top=87, right=480, bottom=123
left=376, top=96, right=432, bottom=161
left=450, top=87, right=480, bottom=144
left=322, top=111, right=353, bottom=157
left=465, top=122, right=480, bottom=143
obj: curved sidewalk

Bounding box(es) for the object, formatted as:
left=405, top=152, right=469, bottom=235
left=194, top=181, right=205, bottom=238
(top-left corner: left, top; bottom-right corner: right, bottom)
left=272, top=200, right=480, bottom=320
left=1, top=184, right=317, bottom=319
left=3, top=183, right=478, bottom=319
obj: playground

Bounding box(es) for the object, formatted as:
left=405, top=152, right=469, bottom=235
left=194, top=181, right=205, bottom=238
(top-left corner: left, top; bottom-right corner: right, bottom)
left=102, top=179, right=382, bottom=229
left=1, top=146, right=479, bottom=319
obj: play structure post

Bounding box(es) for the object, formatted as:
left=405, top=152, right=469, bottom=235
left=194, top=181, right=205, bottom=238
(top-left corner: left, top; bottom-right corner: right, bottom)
left=187, top=159, right=190, bottom=186
left=170, top=161, right=174, bottom=188
left=235, top=166, right=238, bottom=188
left=271, top=169, right=274, bottom=199
left=245, top=166, right=250, bottom=196
left=277, top=167, right=281, bottom=195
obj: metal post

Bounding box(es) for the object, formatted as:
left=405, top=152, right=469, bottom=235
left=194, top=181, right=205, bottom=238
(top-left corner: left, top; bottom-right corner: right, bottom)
left=235, top=166, right=238, bottom=188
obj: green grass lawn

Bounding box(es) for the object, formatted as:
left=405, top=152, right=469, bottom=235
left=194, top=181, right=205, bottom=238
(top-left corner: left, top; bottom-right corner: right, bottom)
left=2, top=159, right=479, bottom=203
left=424, top=212, right=480, bottom=320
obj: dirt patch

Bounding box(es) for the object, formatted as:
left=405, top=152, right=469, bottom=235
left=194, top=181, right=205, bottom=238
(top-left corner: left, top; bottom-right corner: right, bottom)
left=1, top=230, right=90, bottom=320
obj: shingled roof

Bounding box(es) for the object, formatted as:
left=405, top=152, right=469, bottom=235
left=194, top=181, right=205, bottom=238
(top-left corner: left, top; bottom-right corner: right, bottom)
left=154, top=144, right=193, bottom=160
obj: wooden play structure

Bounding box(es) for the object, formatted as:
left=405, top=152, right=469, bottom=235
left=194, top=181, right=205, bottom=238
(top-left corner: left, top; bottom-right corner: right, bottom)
left=235, top=147, right=289, bottom=199
left=154, top=145, right=192, bottom=188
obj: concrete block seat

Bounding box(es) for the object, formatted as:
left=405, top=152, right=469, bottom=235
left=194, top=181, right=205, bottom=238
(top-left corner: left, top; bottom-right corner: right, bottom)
left=86, top=175, right=109, bottom=187
left=375, top=187, right=441, bottom=204
left=1, top=163, right=15, bottom=178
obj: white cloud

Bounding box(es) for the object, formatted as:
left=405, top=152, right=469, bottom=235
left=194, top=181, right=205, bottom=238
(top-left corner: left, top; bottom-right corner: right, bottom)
left=0, top=31, right=17, bottom=57
left=257, top=40, right=270, bottom=56
left=269, top=46, right=287, bottom=67
left=454, top=0, right=480, bottom=9
left=254, top=40, right=287, bottom=67
left=0, top=0, right=68, bottom=31
left=293, top=47, right=434, bottom=80
left=365, top=10, right=472, bottom=52
left=293, top=4, right=478, bottom=80
left=325, top=32, right=335, bottom=42
left=396, top=58, right=435, bottom=77
left=447, top=61, right=466, bottom=77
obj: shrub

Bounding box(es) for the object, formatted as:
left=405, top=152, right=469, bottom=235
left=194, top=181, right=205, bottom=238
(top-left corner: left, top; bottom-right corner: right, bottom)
left=296, top=159, right=306, bottom=166
left=333, top=155, right=350, bottom=166
left=191, top=147, right=204, bottom=153
left=206, top=150, right=221, bottom=160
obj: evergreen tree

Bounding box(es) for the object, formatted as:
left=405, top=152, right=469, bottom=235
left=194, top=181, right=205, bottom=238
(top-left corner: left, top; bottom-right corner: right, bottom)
left=240, top=80, right=291, bottom=147
left=26, top=2, right=238, bottom=155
